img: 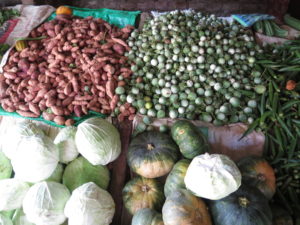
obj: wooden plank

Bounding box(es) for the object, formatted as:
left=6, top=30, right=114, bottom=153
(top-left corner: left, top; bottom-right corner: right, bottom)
left=110, top=119, right=132, bottom=225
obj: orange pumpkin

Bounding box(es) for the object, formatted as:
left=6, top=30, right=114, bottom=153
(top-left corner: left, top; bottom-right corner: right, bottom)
left=286, top=80, right=296, bottom=90
left=56, top=6, right=72, bottom=16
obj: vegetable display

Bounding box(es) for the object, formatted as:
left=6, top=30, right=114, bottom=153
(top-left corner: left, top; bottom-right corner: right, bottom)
left=122, top=176, right=164, bottom=215
left=162, top=189, right=212, bottom=225
left=209, top=184, right=272, bottom=225
left=119, top=11, right=263, bottom=125
left=127, top=131, right=179, bottom=178
left=0, top=14, right=134, bottom=125
left=184, top=153, right=242, bottom=200
left=0, top=8, right=20, bottom=26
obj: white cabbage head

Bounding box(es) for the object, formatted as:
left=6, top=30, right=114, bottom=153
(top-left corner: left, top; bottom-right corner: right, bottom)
left=1, top=121, right=44, bottom=159
left=184, top=153, right=241, bottom=200
left=75, top=118, right=121, bottom=165
left=64, top=182, right=115, bottom=225
left=0, top=178, right=30, bottom=211
left=0, top=213, right=13, bottom=225
left=46, top=163, right=64, bottom=183
left=23, top=181, right=70, bottom=225
left=11, top=135, right=59, bottom=183
left=54, top=126, right=79, bottom=164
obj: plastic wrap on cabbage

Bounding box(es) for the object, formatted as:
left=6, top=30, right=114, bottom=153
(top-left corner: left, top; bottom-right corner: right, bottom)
left=64, top=182, right=115, bottom=225
left=12, top=209, right=34, bottom=225
left=54, top=127, right=79, bottom=164
left=0, top=213, right=13, bottom=225
left=23, top=181, right=70, bottom=225
left=46, top=163, right=64, bottom=183
left=75, top=118, right=121, bottom=165
left=11, top=136, right=59, bottom=183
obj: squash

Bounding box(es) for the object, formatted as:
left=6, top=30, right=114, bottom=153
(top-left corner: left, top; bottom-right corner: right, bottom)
left=164, top=159, right=190, bottom=197
left=127, top=131, right=179, bottom=178
left=122, top=176, right=164, bottom=215
left=237, top=156, right=276, bottom=199
left=271, top=204, right=293, bottom=225
left=162, top=189, right=212, bottom=225
left=171, top=120, right=209, bottom=159
left=15, top=40, right=27, bottom=52
left=132, top=208, right=164, bottom=225
left=56, top=6, right=72, bottom=15
left=209, top=184, right=272, bottom=225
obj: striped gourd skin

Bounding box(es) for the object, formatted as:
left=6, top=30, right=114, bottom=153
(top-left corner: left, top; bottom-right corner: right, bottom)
left=122, top=176, right=165, bottom=215
left=171, top=120, right=209, bottom=159
left=15, top=40, right=27, bottom=52
left=164, top=159, right=191, bottom=197
left=131, top=208, right=164, bottom=225
left=162, top=189, right=212, bottom=225
left=127, top=131, right=179, bottom=178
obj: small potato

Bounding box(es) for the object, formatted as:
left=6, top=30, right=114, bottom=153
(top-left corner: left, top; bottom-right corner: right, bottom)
left=53, top=116, right=65, bottom=125
left=65, top=119, right=75, bottom=126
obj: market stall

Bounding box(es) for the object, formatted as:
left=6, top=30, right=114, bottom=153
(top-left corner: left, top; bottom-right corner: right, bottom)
left=0, top=3, right=299, bottom=225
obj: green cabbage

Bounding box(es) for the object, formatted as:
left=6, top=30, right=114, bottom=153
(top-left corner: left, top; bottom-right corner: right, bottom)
left=23, top=181, right=70, bottom=225
left=64, top=182, right=115, bottom=225
left=12, top=209, right=34, bottom=225
left=0, top=151, right=12, bottom=180
left=0, top=179, right=30, bottom=211
left=75, top=118, right=121, bottom=165
left=0, top=213, right=13, bottom=225
left=63, top=156, right=110, bottom=192
left=11, top=136, right=59, bottom=183
left=54, top=127, right=79, bottom=164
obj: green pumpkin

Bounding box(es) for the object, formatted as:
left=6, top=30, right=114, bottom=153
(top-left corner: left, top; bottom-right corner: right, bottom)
left=162, top=189, right=212, bottom=225
left=237, top=156, right=276, bottom=199
left=164, top=159, right=191, bottom=197
left=210, top=184, right=272, bottom=225
left=127, top=131, right=179, bottom=178
left=122, top=176, right=164, bottom=215
left=271, top=204, right=293, bottom=225
left=132, top=208, right=164, bottom=225
left=171, top=120, right=209, bottom=159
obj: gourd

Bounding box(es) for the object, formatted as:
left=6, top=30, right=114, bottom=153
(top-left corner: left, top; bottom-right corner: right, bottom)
left=164, top=159, right=190, bottom=197
left=131, top=208, right=164, bottom=225
left=15, top=40, right=27, bottom=52
left=209, top=184, right=272, bottom=225
left=127, top=131, right=179, bottom=178
left=184, top=153, right=241, bottom=200
left=162, top=189, right=212, bottom=225
left=122, top=176, right=164, bottom=215
left=56, top=6, right=72, bottom=15
left=237, top=156, right=276, bottom=199
left=171, top=120, right=209, bottom=159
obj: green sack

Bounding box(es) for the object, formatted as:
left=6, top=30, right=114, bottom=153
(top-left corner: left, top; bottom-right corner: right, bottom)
left=48, top=6, right=140, bottom=28
left=0, top=7, right=140, bottom=127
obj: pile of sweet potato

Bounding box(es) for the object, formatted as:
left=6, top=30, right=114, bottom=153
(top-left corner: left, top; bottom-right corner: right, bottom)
left=0, top=16, right=134, bottom=125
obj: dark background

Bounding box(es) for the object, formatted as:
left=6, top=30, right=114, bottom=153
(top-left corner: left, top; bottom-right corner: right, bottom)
left=2, top=0, right=299, bottom=19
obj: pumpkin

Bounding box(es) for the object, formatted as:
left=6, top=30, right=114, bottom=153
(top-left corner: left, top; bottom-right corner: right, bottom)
left=237, top=156, right=276, bottom=199
left=132, top=208, right=164, bottom=225
left=122, top=176, right=164, bottom=215
left=271, top=204, right=293, bottom=225
left=184, top=153, right=241, bottom=200
left=162, top=189, right=212, bottom=225
left=127, top=131, right=179, bottom=178
left=164, top=159, right=190, bottom=197
left=56, top=6, right=72, bottom=15
left=209, top=184, right=272, bottom=225
left=15, top=40, right=27, bottom=52
left=171, top=120, right=209, bottom=159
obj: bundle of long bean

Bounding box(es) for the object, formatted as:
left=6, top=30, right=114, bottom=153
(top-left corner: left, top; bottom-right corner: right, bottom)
left=244, top=40, right=300, bottom=214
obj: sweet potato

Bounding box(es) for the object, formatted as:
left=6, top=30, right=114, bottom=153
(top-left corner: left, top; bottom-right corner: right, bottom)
left=53, top=116, right=65, bottom=125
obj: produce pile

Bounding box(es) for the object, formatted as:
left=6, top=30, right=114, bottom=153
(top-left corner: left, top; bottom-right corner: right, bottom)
left=0, top=118, right=121, bottom=225
left=0, top=10, right=134, bottom=126
left=117, top=11, right=265, bottom=125
left=123, top=120, right=281, bottom=225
